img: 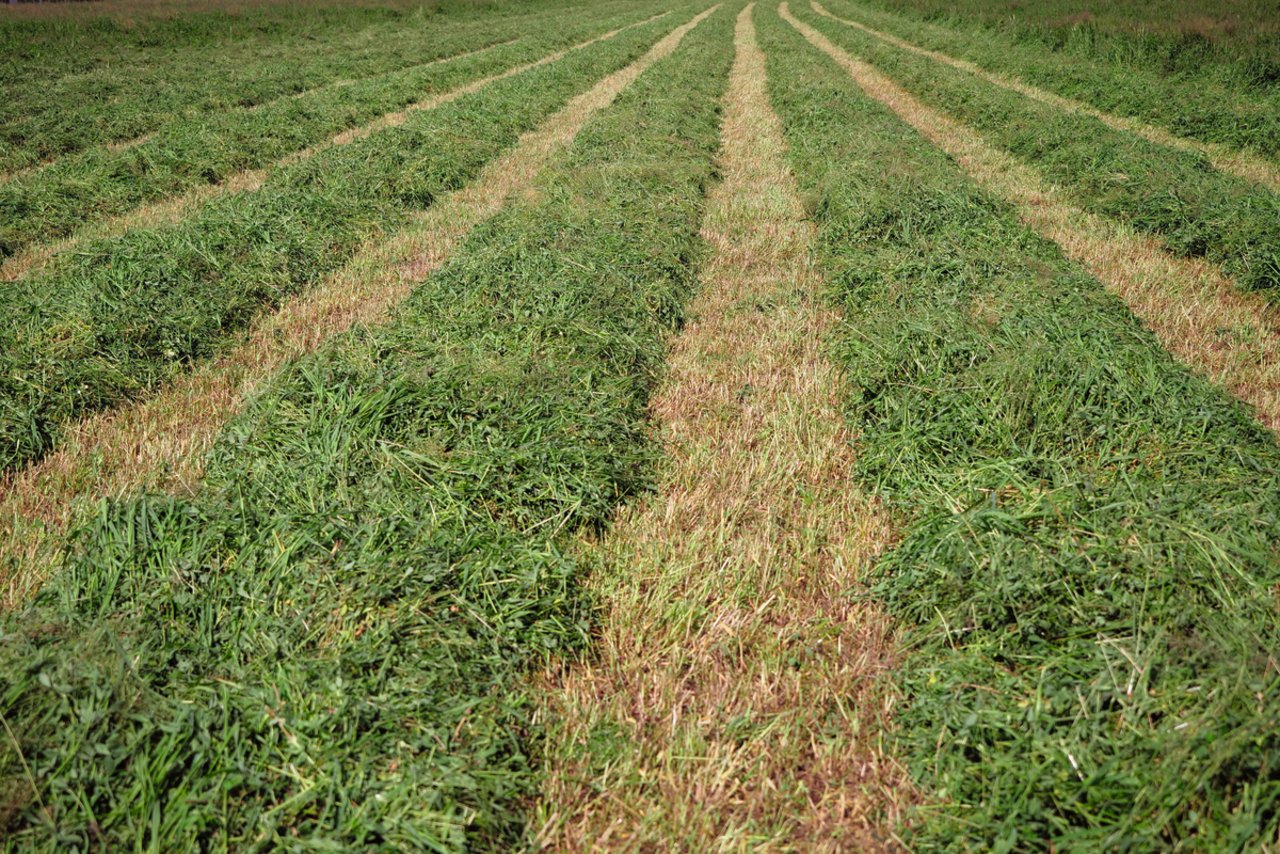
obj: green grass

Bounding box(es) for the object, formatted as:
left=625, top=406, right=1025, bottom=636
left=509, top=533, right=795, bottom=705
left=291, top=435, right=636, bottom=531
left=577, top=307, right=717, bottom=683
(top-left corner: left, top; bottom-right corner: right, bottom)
left=0, top=6, right=694, bottom=476
left=0, top=4, right=731, bottom=847
left=0, top=0, right=665, bottom=259
left=854, top=0, right=1280, bottom=91
left=762, top=4, right=1280, bottom=848
left=5, top=0, right=1280, bottom=846
left=816, top=0, right=1280, bottom=159
left=0, top=1, right=424, bottom=172
left=0, top=0, right=627, bottom=173
left=0, top=0, right=418, bottom=91
left=797, top=0, right=1280, bottom=296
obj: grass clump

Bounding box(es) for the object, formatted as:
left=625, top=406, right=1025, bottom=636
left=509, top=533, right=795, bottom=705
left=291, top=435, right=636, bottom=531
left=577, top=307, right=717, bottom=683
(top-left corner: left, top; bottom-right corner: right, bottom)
left=763, top=7, right=1280, bottom=848
left=0, top=7, right=693, bottom=475
left=797, top=0, right=1280, bottom=296
left=0, top=6, right=731, bottom=848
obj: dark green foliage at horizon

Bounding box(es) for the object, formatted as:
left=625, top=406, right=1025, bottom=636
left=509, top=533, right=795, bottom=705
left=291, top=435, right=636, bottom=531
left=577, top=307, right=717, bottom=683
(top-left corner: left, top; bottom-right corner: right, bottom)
left=0, top=8, right=732, bottom=848
left=0, top=0, right=666, bottom=259
left=794, top=2, right=1280, bottom=296
left=821, top=0, right=1280, bottom=159
left=0, top=8, right=690, bottom=476
left=763, top=6, right=1280, bottom=849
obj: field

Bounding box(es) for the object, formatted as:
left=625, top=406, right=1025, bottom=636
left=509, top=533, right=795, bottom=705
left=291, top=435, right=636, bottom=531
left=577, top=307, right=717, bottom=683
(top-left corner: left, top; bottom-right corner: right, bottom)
left=1, top=0, right=1279, bottom=848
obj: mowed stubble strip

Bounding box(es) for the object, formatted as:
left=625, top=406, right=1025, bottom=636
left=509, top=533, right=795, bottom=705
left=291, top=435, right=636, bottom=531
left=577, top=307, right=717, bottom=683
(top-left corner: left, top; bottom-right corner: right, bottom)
left=0, top=6, right=671, bottom=283
left=780, top=3, right=1280, bottom=435
left=0, top=4, right=716, bottom=609
left=534, top=6, right=908, bottom=849
left=810, top=0, right=1280, bottom=196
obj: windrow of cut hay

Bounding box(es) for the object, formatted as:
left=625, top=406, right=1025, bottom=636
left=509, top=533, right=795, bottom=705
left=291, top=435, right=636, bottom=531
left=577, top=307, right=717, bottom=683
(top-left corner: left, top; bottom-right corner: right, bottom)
left=0, top=7, right=697, bottom=475
left=0, top=5, right=729, bottom=848
left=0, top=0, right=671, bottom=259
left=776, top=6, right=1280, bottom=439
left=0, top=0, right=639, bottom=174
left=809, top=0, right=1280, bottom=195
left=792, top=1, right=1280, bottom=297
left=764, top=5, right=1280, bottom=848
left=818, top=0, right=1280, bottom=159
left=0, top=2, right=717, bottom=611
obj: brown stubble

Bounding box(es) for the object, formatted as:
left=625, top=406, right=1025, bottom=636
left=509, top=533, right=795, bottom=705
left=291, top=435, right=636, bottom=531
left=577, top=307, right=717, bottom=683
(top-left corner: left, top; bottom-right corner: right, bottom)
left=810, top=0, right=1280, bottom=196
left=533, top=6, right=909, bottom=850
left=784, top=2, right=1280, bottom=436
left=0, top=6, right=718, bottom=610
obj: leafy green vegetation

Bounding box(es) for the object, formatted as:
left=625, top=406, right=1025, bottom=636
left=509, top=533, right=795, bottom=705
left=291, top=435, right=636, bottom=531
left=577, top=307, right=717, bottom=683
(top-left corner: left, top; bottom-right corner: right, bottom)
left=0, top=0, right=666, bottom=258
left=763, top=5, right=1280, bottom=848
left=795, top=1, right=1280, bottom=296
left=0, top=7, right=693, bottom=475
left=0, top=5, right=731, bottom=847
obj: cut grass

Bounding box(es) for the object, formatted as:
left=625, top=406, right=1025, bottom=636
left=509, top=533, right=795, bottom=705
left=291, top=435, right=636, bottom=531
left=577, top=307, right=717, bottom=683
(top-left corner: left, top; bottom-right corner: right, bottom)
left=783, top=6, right=1280, bottom=436
left=765, top=3, right=1280, bottom=847
left=0, top=0, right=426, bottom=85
left=791, top=0, right=1280, bottom=297
left=534, top=6, right=907, bottom=847
left=0, top=2, right=672, bottom=259
left=0, top=7, right=670, bottom=288
left=0, top=4, right=730, bottom=847
left=854, top=0, right=1280, bottom=85
left=811, top=0, right=1280, bottom=196
left=843, top=0, right=1280, bottom=158
left=0, top=7, right=697, bottom=476
left=0, top=0, right=720, bottom=618
left=0, top=36, right=507, bottom=255
left=0, top=0, right=635, bottom=174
